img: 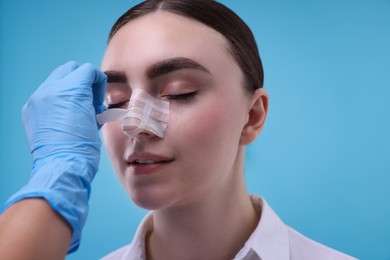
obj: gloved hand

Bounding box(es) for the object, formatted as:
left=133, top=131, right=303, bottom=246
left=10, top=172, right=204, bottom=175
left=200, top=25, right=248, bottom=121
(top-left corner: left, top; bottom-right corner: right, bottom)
left=1, top=61, right=107, bottom=253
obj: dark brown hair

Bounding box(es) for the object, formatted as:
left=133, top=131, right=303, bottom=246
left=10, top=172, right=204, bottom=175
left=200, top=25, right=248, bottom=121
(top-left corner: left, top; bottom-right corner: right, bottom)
left=109, top=0, right=264, bottom=91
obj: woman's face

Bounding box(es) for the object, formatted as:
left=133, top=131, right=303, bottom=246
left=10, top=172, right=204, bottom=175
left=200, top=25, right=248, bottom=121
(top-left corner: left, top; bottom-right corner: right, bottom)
left=101, top=11, right=256, bottom=210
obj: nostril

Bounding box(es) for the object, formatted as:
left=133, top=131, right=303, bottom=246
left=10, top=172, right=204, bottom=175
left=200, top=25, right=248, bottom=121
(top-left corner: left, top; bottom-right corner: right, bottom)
left=121, top=124, right=156, bottom=138
left=138, top=131, right=154, bottom=137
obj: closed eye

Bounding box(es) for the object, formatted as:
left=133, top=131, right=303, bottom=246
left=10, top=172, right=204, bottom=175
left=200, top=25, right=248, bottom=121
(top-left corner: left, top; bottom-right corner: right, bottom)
left=107, top=100, right=129, bottom=109
left=165, top=91, right=198, bottom=101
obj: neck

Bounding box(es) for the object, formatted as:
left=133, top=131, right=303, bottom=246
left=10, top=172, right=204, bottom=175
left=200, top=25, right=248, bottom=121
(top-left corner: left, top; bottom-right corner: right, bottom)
left=146, top=148, right=260, bottom=260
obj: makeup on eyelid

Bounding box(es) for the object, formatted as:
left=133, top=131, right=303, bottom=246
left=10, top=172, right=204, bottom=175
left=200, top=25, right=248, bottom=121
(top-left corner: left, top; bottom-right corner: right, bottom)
left=105, top=73, right=209, bottom=107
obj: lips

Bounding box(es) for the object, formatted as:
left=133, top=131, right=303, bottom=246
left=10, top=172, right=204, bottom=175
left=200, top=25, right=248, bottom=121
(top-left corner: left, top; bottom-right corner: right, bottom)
left=126, top=152, right=174, bottom=175
left=127, top=152, right=174, bottom=164
left=132, top=159, right=163, bottom=164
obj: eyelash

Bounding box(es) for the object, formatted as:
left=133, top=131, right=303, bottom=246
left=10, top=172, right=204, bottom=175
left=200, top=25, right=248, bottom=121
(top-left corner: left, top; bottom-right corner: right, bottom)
left=107, top=100, right=129, bottom=109
left=107, top=91, right=198, bottom=109
left=165, top=91, right=198, bottom=101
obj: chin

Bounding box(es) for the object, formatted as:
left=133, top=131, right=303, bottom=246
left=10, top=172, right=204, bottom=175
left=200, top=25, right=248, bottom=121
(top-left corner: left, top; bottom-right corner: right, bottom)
left=128, top=187, right=176, bottom=211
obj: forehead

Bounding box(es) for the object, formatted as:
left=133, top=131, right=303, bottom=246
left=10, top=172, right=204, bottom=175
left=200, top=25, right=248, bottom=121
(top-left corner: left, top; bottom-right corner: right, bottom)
left=101, top=11, right=236, bottom=73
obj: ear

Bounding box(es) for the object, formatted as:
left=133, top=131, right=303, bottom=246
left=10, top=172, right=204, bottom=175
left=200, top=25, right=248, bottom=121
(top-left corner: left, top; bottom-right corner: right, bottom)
left=240, top=88, right=268, bottom=145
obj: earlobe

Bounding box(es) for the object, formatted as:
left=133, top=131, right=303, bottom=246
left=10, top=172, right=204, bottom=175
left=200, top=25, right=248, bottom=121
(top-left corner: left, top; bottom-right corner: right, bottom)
left=240, top=88, right=268, bottom=145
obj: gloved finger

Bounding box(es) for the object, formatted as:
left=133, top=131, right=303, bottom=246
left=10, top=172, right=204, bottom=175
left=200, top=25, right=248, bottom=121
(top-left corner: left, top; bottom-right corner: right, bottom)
left=92, top=75, right=107, bottom=115
left=44, top=61, right=80, bottom=83
left=65, top=63, right=107, bottom=88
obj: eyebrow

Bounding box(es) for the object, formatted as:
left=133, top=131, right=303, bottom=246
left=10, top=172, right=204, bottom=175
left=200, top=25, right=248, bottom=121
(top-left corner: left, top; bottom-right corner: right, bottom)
left=104, top=57, right=210, bottom=84
left=146, top=57, right=210, bottom=79
left=104, top=71, right=128, bottom=83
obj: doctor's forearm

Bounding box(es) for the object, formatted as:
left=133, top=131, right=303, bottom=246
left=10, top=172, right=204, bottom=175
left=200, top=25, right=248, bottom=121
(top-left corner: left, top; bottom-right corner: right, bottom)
left=0, top=198, right=71, bottom=260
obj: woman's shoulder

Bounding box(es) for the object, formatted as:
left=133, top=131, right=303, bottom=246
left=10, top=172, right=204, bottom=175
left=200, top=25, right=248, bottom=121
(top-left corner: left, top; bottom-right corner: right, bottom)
left=248, top=195, right=357, bottom=260
left=287, top=227, right=357, bottom=260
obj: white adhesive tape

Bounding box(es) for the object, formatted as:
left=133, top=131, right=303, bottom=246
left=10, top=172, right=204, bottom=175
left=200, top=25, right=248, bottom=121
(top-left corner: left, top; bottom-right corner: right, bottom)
left=96, top=89, right=169, bottom=138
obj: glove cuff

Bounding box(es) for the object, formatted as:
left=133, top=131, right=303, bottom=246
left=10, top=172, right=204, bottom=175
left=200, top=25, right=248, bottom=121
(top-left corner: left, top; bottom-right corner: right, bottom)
left=1, top=155, right=97, bottom=254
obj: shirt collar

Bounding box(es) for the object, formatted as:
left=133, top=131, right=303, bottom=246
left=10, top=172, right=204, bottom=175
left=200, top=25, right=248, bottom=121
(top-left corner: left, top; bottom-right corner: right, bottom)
left=233, top=195, right=290, bottom=260
left=124, top=195, right=290, bottom=260
left=123, top=212, right=153, bottom=260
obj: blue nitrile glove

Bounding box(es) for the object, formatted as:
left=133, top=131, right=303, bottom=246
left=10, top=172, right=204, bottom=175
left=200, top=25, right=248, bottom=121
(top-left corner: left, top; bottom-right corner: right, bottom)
left=1, top=61, right=107, bottom=253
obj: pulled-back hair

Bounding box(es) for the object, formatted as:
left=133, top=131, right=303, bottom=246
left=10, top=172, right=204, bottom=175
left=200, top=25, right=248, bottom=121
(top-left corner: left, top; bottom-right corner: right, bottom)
left=109, top=0, right=264, bottom=91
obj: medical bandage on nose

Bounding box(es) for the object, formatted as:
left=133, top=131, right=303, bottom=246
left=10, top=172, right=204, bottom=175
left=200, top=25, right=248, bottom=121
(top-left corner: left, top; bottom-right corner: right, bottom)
left=96, top=89, right=169, bottom=138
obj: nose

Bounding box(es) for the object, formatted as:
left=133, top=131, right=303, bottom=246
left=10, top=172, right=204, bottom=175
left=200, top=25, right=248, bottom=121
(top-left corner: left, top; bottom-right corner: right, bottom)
left=120, top=89, right=169, bottom=139
left=96, top=89, right=169, bottom=138
left=121, top=117, right=158, bottom=139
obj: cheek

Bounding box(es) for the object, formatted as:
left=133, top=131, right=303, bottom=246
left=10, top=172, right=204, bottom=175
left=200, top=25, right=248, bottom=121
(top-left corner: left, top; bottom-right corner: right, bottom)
left=168, top=96, right=243, bottom=161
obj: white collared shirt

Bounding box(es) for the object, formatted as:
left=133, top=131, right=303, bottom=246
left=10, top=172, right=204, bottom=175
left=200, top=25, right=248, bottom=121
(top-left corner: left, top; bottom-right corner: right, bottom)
left=101, top=196, right=357, bottom=260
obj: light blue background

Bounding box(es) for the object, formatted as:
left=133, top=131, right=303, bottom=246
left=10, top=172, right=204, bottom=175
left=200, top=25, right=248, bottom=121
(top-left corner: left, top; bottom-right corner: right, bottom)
left=1, top=0, right=389, bottom=259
